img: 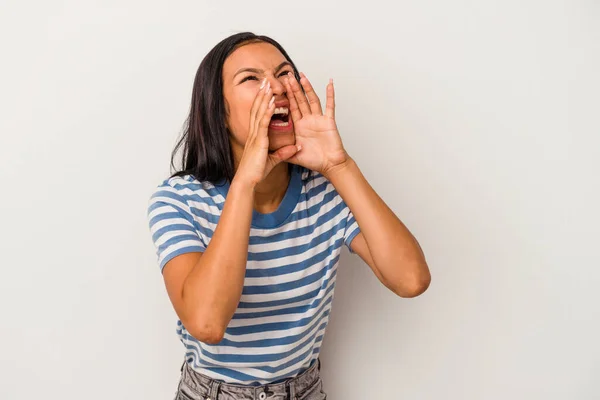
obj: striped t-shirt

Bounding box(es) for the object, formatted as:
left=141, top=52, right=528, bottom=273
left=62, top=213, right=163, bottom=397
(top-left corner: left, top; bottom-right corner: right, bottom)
left=147, top=164, right=360, bottom=385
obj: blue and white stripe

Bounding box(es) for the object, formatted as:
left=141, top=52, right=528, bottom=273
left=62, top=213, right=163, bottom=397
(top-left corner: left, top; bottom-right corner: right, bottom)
left=147, top=165, right=360, bottom=385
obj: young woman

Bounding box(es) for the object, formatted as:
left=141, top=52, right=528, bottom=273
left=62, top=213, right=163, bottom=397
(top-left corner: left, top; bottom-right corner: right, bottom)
left=147, top=32, right=430, bottom=400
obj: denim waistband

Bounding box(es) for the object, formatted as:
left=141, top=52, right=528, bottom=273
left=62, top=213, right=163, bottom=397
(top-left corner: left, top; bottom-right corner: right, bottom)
left=178, top=358, right=322, bottom=400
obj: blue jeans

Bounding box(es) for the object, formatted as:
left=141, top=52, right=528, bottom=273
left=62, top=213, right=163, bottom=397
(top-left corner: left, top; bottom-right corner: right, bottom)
left=175, top=359, right=326, bottom=400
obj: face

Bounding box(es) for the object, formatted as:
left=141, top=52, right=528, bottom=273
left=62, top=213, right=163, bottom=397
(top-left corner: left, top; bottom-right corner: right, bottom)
left=222, top=42, right=296, bottom=158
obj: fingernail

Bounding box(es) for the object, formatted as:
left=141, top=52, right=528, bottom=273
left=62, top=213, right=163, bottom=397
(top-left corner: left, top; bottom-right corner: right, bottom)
left=297, top=145, right=302, bottom=151
left=266, top=81, right=271, bottom=91
left=269, top=96, right=275, bottom=106
left=329, top=78, right=333, bottom=84
left=260, top=78, right=267, bottom=89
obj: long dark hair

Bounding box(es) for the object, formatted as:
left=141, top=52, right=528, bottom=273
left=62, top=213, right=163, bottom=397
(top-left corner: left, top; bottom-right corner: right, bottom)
left=169, top=32, right=301, bottom=184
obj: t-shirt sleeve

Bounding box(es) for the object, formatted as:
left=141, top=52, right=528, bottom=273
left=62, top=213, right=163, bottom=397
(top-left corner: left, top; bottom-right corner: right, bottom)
left=147, top=185, right=207, bottom=272
left=343, top=203, right=361, bottom=254
left=320, top=171, right=361, bottom=254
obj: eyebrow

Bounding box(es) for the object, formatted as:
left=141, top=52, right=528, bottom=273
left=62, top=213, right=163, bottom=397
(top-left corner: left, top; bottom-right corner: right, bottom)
left=233, top=61, right=293, bottom=79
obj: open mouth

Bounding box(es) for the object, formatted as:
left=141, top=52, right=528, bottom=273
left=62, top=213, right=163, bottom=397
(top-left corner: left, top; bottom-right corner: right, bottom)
left=269, top=107, right=290, bottom=128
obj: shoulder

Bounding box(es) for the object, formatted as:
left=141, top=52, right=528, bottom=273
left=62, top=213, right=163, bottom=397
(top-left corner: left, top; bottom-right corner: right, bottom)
left=147, top=174, right=224, bottom=216
left=299, top=167, right=340, bottom=202
left=300, top=167, right=331, bottom=191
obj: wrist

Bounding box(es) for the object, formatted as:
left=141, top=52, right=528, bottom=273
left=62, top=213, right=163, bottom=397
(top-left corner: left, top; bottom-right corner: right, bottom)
left=323, top=156, right=356, bottom=182
left=230, top=177, right=257, bottom=196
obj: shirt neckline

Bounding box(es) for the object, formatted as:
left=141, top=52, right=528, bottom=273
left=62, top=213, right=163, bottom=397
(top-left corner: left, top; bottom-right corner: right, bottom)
left=214, top=164, right=303, bottom=229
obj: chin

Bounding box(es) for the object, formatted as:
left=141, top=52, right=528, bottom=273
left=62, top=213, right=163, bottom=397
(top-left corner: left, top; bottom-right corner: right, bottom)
left=268, top=131, right=296, bottom=152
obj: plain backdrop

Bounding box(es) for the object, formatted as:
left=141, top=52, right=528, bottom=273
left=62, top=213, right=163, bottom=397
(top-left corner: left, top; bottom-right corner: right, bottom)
left=1, top=1, right=599, bottom=399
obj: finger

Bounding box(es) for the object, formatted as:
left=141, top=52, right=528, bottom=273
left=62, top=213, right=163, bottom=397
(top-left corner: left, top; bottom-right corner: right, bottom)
left=287, top=72, right=312, bottom=116
left=257, top=94, right=276, bottom=137
left=269, top=144, right=301, bottom=166
left=285, top=153, right=302, bottom=167
left=325, top=78, right=335, bottom=119
left=253, top=81, right=273, bottom=134
left=299, top=72, right=323, bottom=115
left=249, top=78, right=269, bottom=132
left=283, top=77, right=302, bottom=123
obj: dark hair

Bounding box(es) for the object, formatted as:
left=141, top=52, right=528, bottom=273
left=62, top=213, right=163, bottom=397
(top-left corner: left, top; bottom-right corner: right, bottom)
left=169, top=32, right=301, bottom=184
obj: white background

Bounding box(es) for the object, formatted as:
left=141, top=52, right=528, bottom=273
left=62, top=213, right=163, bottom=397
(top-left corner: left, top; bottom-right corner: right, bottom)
left=1, top=1, right=599, bottom=399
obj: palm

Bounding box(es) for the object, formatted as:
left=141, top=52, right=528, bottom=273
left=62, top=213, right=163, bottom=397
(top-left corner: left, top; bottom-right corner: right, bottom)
left=283, top=73, right=348, bottom=176
left=293, top=116, right=346, bottom=173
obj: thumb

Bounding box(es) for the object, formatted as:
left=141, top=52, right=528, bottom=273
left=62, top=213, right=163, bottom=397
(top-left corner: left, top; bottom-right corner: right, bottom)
left=269, top=144, right=301, bottom=166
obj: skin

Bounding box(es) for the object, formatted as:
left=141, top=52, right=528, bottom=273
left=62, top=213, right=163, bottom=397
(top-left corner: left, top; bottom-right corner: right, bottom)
left=162, top=41, right=431, bottom=344
left=221, top=42, right=300, bottom=213
left=223, top=42, right=297, bottom=157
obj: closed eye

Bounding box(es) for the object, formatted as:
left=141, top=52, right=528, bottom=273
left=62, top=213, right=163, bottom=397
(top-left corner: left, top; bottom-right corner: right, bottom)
left=240, top=75, right=259, bottom=83
left=239, top=70, right=294, bottom=84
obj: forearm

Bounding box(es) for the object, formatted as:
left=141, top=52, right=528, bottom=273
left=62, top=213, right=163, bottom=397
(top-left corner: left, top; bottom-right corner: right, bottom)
left=325, top=158, right=430, bottom=294
left=182, top=178, right=254, bottom=338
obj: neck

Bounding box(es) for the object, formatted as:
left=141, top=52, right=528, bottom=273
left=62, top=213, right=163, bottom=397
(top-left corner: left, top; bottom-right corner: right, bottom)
left=252, top=163, right=291, bottom=214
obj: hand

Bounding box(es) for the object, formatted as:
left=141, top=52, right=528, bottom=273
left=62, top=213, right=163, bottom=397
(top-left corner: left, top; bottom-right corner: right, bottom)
left=235, top=79, right=300, bottom=188
left=283, top=72, right=349, bottom=177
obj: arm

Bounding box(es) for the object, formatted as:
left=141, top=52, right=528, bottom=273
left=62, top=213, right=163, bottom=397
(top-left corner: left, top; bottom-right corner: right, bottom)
left=282, top=73, right=430, bottom=298
left=325, top=158, right=431, bottom=298
left=160, top=79, right=299, bottom=344
left=162, top=179, right=255, bottom=344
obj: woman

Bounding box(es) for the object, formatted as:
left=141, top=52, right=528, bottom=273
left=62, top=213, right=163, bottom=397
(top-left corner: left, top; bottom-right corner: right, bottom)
left=147, top=32, right=430, bottom=400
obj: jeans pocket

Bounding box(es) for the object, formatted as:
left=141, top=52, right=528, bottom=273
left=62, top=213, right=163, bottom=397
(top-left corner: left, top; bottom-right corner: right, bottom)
left=175, top=390, right=195, bottom=400
left=297, top=378, right=327, bottom=400
left=175, top=383, right=206, bottom=400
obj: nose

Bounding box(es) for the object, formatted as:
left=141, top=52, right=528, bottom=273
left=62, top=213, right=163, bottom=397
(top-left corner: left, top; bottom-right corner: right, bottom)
left=267, top=75, right=286, bottom=96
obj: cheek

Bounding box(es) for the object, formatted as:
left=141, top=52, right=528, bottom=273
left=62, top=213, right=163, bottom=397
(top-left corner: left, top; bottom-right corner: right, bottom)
left=228, top=93, right=258, bottom=138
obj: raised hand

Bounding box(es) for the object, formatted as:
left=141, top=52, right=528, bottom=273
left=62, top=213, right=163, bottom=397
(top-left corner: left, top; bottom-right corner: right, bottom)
left=235, top=78, right=301, bottom=188
left=283, top=72, right=349, bottom=177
